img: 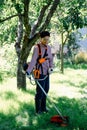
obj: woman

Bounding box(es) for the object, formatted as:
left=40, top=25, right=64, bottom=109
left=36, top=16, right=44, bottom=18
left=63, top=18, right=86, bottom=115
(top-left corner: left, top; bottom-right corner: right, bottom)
left=26, top=31, right=53, bottom=114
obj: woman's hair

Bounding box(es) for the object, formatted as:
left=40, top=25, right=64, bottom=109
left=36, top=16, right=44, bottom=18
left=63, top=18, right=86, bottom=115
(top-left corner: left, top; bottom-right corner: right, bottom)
left=40, top=31, right=50, bottom=38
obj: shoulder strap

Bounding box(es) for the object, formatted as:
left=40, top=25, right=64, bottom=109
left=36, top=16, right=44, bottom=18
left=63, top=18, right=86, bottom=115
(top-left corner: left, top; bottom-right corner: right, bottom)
left=37, top=44, right=48, bottom=58
left=37, top=44, right=41, bottom=58
left=36, top=44, right=43, bottom=73
left=43, top=45, right=48, bottom=58
left=36, top=44, right=48, bottom=74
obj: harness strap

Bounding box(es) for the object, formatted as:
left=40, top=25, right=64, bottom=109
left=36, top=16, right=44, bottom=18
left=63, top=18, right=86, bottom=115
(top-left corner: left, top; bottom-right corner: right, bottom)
left=36, top=44, right=41, bottom=70
left=36, top=44, right=48, bottom=74
left=43, top=45, right=48, bottom=58
left=37, top=44, right=42, bottom=56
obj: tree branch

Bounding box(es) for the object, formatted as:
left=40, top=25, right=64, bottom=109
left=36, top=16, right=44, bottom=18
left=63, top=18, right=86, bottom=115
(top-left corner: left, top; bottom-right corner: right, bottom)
left=20, top=32, right=39, bottom=61
left=15, top=15, right=23, bottom=58
left=30, top=1, right=52, bottom=37
left=0, top=14, right=23, bottom=23
left=29, top=33, right=40, bottom=46
left=23, top=0, right=31, bottom=36
left=39, top=0, right=60, bottom=31
left=63, top=30, right=72, bottom=45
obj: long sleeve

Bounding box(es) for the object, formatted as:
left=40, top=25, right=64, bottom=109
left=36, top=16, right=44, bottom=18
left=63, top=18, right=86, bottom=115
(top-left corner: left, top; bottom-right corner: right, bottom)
left=27, top=46, right=38, bottom=73
left=48, top=46, right=53, bottom=68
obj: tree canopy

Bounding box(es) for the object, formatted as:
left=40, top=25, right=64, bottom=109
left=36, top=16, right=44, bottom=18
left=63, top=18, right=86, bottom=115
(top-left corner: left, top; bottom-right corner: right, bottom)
left=0, top=0, right=87, bottom=88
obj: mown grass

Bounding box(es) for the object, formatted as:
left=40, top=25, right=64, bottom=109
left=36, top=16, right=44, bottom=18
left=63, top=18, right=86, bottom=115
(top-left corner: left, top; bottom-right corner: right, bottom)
left=0, top=66, right=87, bottom=130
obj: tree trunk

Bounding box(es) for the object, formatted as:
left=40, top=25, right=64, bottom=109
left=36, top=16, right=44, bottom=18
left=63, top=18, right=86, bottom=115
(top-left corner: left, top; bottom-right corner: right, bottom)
left=15, top=15, right=26, bottom=89
left=60, top=43, right=64, bottom=73
left=14, top=0, right=60, bottom=89
left=1, top=0, right=60, bottom=89
left=60, top=31, right=64, bottom=73
left=17, top=60, right=26, bottom=90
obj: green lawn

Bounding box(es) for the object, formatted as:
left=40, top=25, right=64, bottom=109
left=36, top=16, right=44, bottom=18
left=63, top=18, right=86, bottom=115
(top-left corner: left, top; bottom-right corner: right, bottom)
left=0, top=67, right=87, bottom=130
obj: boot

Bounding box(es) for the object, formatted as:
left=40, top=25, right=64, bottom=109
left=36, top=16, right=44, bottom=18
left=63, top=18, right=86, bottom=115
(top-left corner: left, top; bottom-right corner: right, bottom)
left=41, top=97, right=48, bottom=113
left=35, top=99, right=42, bottom=114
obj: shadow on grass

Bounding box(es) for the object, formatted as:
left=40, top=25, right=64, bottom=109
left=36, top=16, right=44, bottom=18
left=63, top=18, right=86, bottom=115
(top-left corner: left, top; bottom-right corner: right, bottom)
left=0, top=91, right=17, bottom=100
left=0, top=72, right=4, bottom=83
left=64, top=63, right=87, bottom=70
left=0, top=95, right=87, bottom=130
left=57, top=80, right=87, bottom=89
left=0, top=88, right=35, bottom=101
left=24, top=88, right=36, bottom=96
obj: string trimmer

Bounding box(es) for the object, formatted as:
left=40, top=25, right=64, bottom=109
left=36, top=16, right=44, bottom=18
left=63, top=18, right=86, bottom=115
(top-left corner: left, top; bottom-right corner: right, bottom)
left=23, top=63, right=69, bottom=126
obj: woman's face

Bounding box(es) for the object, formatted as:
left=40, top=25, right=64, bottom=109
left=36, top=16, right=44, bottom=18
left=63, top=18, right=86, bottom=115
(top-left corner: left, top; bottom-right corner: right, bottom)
left=41, top=36, right=50, bottom=45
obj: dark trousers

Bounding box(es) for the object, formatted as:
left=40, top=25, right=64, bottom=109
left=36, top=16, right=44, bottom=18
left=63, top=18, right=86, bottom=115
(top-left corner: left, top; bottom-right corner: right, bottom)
left=35, top=74, right=49, bottom=112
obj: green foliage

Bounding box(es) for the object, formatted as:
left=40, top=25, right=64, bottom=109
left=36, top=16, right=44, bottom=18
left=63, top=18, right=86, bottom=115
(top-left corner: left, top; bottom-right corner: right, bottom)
left=67, top=32, right=80, bottom=58
left=0, top=0, right=18, bottom=46
left=14, top=3, right=23, bottom=13
left=67, top=7, right=84, bottom=30
left=0, top=0, right=87, bottom=82
left=62, top=17, right=69, bottom=31
left=0, top=0, right=5, bottom=10
left=50, top=0, right=87, bottom=73
left=0, top=20, right=17, bottom=46
left=84, top=16, right=87, bottom=26
left=0, top=43, right=17, bottom=81
left=64, top=62, right=87, bottom=70
left=0, top=0, right=4, bottom=5
left=37, top=0, right=51, bottom=6
left=0, top=72, right=4, bottom=83
left=11, top=0, right=24, bottom=13
left=67, top=33, right=77, bottom=47
left=29, top=0, right=52, bottom=25
left=52, top=0, right=87, bottom=32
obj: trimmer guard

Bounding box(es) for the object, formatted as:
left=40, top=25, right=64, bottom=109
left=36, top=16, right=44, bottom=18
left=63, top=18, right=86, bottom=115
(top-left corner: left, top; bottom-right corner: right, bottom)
left=50, top=115, right=69, bottom=126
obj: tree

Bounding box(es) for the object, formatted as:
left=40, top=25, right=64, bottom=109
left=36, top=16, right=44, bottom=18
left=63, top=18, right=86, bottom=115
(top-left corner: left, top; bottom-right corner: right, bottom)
left=67, top=32, right=80, bottom=63
left=51, top=0, right=87, bottom=73
left=0, top=0, right=60, bottom=89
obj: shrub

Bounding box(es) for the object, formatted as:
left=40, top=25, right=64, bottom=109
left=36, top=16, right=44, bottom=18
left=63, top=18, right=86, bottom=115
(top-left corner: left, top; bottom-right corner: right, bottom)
left=0, top=43, right=17, bottom=80
left=75, top=51, right=87, bottom=63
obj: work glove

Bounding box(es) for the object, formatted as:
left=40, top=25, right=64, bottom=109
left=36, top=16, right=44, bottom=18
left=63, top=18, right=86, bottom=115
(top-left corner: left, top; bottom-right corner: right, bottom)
left=49, top=68, right=53, bottom=74
left=22, top=63, right=28, bottom=74
left=23, top=63, right=28, bottom=71
left=22, top=63, right=31, bottom=79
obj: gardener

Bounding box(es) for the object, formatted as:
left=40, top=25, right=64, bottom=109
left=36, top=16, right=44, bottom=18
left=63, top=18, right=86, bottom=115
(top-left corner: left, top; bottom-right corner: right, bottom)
left=26, top=31, right=53, bottom=114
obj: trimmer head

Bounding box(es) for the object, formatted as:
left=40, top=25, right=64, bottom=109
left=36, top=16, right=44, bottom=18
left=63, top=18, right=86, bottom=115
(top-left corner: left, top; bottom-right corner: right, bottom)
left=50, top=115, right=69, bottom=126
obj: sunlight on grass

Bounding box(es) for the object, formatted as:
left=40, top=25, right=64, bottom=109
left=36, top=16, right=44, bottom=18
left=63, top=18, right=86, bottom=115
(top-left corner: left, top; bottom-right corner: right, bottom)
left=0, top=69, right=87, bottom=115
left=0, top=69, right=87, bottom=130
left=50, top=68, right=87, bottom=99
left=15, top=111, right=29, bottom=126
left=0, top=77, right=34, bottom=115
left=51, top=68, right=87, bottom=87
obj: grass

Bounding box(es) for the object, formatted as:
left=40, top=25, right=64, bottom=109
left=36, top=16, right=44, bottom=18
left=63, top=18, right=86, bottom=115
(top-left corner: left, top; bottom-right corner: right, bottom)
left=0, top=67, right=87, bottom=130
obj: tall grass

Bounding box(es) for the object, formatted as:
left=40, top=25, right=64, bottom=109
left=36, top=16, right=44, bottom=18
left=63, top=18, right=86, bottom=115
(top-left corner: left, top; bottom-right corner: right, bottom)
left=0, top=67, right=87, bottom=130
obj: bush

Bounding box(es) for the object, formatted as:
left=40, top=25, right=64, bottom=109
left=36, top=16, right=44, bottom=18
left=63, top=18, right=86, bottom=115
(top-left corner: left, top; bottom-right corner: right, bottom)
left=0, top=43, right=17, bottom=81
left=75, top=51, right=87, bottom=63
left=0, top=72, right=3, bottom=82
